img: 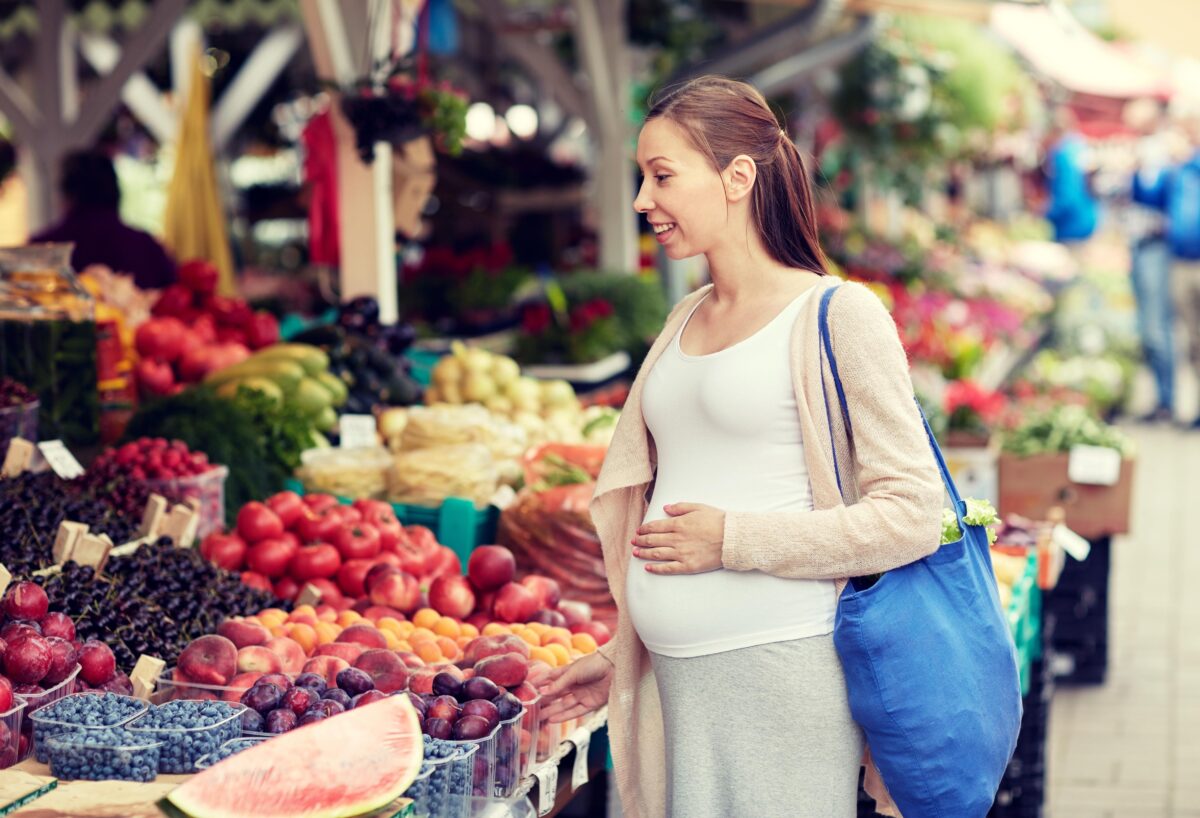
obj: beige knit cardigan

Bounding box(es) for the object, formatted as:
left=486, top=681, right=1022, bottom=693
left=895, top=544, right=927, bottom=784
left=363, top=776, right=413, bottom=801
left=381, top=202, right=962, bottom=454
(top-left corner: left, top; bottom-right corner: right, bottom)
left=590, top=276, right=946, bottom=818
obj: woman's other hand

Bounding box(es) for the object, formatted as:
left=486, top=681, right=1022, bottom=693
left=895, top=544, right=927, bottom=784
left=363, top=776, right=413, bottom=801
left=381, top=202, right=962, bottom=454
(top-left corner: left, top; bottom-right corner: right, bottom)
left=537, top=651, right=614, bottom=724
left=631, top=502, right=726, bottom=575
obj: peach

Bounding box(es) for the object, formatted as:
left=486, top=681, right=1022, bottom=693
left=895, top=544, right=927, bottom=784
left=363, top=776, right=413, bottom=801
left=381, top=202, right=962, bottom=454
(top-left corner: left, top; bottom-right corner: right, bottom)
left=520, top=575, right=562, bottom=610
left=368, top=571, right=421, bottom=614
left=236, top=645, right=282, bottom=675
left=336, top=624, right=388, bottom=650
left=287, top=623, right=318, bottom=655
left=571, top=620, right=612, bottom=646
left=352, top=649, right=410, bottom=693
left=429, top=575, right=475, bottom=620
left=216, top=618, right=272, bottom=649
left=475, top=652, right=528, bottom=687
left=221, top=671, right=264, bottom=702
left=407, top=667, right=439, bottom=695
left=556, top=600, right=592, bottom=629
left=266, top=636, right=307, bottom=674
left=464, top=634, right=531, bottom=666
left=493, top=582, right=539, bottom=624
left=511, top=680, right=539, bottom=703
left=301, top=655, right=351, bottom=686
left=395, top=651, right=426, bottom=670
left=288, top=612, right=319, bottom=627
left=363, top=606, right=405, bottom=623
left=525, top=660, right=554, bottom=687
left=177, top=635, right=238, bottom=686
left=314, top=642, right=364, bottom=663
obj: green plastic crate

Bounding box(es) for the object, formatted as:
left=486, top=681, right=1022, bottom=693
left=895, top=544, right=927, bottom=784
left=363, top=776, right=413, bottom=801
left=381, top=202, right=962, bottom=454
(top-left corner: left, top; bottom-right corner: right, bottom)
left=283, top=479, right=496, bottom=569
left=1004, top=551, right=1039, bottom=697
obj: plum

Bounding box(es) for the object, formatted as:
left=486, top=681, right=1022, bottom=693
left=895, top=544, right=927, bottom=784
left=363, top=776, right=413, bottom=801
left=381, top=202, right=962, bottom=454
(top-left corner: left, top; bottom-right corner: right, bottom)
left=452, top=714, right=493, bottom=741
left=282, top=686, right=319, bottom=716
left=299, top=711, right=327, bottom=726
left=294, top=672, right=327, bottom=693
left=321, top=688, right=353, bottom=709
left=313, top=698, right=345, bottom=718
left=240, top=709, right=265, bottom=732
left=265, top=708, right=298, bottom=733
left=492, top=692, right=523, bottom=721
left=432, top=671, right=463, bottom=700
left=423, top=717, right=454, bottom=740
left=352, top=690, right=388, bottom=709
left=461, top=699, right=500, bottom=729
left=241, top=682, right=285, bottom=714
left=427, top=695, right=460, bottom=722
left=336, top=668, right=374, bottom=697
left=462, top=676, right=501, bottom=702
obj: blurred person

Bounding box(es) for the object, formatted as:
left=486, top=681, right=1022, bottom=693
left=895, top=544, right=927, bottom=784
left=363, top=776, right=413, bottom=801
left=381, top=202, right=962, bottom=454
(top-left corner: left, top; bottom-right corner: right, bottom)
left=31, top=150, right=176, bottom=289
left=1125, top=100, right=1175, bottom=422
left=1135, top=121, right=1200, bottom=426
left=1044, top=108, right=1099, bottom=244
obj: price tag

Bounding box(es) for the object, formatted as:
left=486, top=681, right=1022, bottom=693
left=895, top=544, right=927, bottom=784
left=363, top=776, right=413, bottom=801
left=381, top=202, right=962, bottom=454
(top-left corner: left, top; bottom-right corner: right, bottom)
left=1067, top=445, right=1122, bottom=487
left=139, top=494, right=169, bottom=539
left=571, top=731, right=591, bottom=790
left=53, top=521, right=88, bottom=564
left=72, top=534, right=112, bottom=573
left=2, top=437, right=34, bottom=477
left=38, top=440, right=85, bottom=480
left=1053, top=524, right=1091, bottom=562
left=534, top=763, right=558, bottom=816
left=339, top=415, right=378, bottom=448
left=0, top=563, right=10, bottom=598
left=296, top=583, right=323, bottom=607
left=130, top=654, right=166, bottom=700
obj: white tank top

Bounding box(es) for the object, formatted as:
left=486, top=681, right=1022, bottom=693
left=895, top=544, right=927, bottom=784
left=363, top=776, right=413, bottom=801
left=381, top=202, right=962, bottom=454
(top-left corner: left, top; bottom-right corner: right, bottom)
left=626, top=287, right=836, bottom=658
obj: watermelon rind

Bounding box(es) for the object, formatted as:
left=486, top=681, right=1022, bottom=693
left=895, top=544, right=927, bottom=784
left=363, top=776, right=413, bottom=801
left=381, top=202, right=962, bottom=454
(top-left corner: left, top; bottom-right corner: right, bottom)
left=165, top=695, right=424, bottom=818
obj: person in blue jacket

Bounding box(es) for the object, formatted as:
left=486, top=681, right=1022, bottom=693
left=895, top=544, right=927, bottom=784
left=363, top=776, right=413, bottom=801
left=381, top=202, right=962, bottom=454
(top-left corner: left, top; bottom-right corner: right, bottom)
left=1045, top=110, right=1099, bottom=244
left=1138, top=132, right=1200, bottom=427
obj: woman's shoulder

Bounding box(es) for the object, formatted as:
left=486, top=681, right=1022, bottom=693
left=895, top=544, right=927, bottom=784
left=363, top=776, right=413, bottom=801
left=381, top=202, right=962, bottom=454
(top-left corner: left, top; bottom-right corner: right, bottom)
left=824, top=279, right=893, bottom=334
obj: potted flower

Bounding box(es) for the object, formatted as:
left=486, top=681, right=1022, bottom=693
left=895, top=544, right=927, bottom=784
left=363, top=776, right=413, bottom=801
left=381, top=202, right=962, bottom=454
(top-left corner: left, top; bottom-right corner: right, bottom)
left=943, top=379, right=1006, bottom=447
left=340, top=75, right=468, bottom=163
left=516, top=297, right=623, bottom=366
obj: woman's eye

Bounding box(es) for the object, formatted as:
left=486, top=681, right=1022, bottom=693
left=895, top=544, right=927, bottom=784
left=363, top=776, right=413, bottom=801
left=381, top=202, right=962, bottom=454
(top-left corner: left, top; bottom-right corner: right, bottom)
left=655, top=175, right=670, bottom=183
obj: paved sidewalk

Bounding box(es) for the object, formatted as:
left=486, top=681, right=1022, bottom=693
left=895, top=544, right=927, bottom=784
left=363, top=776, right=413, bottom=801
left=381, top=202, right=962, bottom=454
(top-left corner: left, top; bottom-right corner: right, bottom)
left=1047, top=423, right=1200, bottom=818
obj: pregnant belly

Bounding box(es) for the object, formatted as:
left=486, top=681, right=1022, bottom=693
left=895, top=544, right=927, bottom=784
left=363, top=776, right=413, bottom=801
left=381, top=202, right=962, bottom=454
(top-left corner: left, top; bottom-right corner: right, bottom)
left=626, top=557, right=835, bottom=655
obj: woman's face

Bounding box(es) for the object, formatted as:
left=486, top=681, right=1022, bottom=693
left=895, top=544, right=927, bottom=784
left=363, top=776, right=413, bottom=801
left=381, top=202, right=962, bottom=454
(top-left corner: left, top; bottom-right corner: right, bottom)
left=633, top=118, right=731, bottom=260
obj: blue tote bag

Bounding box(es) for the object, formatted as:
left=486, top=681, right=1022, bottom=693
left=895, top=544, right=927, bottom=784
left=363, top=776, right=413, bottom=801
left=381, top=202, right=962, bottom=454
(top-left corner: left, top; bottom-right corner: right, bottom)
left=819, top=286, right=1022, bottom=818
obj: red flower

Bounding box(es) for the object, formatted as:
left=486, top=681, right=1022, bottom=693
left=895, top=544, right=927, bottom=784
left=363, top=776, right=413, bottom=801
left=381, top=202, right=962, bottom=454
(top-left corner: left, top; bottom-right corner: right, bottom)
left=522, top=303, right=552, bottom=335
left=944, top=380, right=1006, bottom=424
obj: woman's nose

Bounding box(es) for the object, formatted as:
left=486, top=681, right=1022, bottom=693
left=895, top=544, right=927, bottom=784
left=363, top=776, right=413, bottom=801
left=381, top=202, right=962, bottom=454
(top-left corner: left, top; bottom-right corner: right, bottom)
left=633, top=178, right=653, bottom=214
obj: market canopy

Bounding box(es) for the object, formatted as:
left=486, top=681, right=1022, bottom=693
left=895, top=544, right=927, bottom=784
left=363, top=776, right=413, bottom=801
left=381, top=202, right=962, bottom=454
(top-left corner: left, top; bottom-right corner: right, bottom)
left=989, top=3, right=1171, bottom=99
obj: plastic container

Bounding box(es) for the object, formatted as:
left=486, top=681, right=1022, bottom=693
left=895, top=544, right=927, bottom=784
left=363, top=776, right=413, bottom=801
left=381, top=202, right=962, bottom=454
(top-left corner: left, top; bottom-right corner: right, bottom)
left=296, top=446, right=393, bottom=500
left=493, top=710, right=525, bottom=798
left=29, top=692, right=148, bottom=763
left=536, top=714, right=564, bottom=764
left=0, top=399, right=38, bottom=454
left=519, top=695, right=540, bottom=777
left=128, top=700, right=246, bottom=773
left=194, top=736, right=269, bottom=770
left=45, top=728, right=163, bottom=782
left=406, top=754, right=450, bottom=818
left=0, top=699, right=25, bottom=769
left=447, top=743, right=477, bottom=818
left=444, top=725, right=496, bottom=803
left=141, top=465, right=229, bottom=541
left=15, top=665, right=80, bottom=761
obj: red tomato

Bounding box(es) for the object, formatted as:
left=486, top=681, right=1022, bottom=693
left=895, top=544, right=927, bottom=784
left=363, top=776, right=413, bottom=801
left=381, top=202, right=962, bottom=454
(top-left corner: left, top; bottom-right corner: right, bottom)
left=393, top=528, right=438, bottom=577
left=290, top=543, right=342, bottom=581
left=337, top=558, right=375, bottom=598
left=274, top=576, right=301, bottom=601
left=279, top=531, right=302, bottom=551
left=296, top=506, right=342, bottom=544
left=199, top=533, right=247, bottom=571
left=239, top=571, right=273, bottom=593
left=266, top=491, right=305, bottom=529
left=302, top=494, right=340, bottom=513
left=339, top=506, right=363, bottom=525
left=246, top=537, right=299, bottom=579
left=424, top=546, right=462, bottom=581
left=236, top=502, right=284, bottom=544
left=333, top=524, right=382, bottom=561
left=356, top=501, right=402, bottom=550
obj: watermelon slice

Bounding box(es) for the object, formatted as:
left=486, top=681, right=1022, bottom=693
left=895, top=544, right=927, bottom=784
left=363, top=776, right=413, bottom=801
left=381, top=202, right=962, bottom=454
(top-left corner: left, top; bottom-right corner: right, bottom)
left=166, top=695, right=424, bottom=818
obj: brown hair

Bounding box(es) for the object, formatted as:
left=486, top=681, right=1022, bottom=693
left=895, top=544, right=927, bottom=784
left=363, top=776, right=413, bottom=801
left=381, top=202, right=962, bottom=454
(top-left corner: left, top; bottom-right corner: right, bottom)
left=646, top=76, right=828, bottom=274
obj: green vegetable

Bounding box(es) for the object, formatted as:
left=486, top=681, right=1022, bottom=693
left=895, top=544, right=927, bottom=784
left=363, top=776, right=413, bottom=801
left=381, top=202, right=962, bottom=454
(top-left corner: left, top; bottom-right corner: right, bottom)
left=941, top=498, right=1000, bottom=545
left=529, top=453, right=593, bottom=492
left=1000, top=405, right=1133, bottom=457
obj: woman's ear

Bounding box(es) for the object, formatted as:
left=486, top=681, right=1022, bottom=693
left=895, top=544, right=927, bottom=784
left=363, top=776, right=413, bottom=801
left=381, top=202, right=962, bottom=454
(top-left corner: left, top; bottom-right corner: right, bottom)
left=724, top=155, right=758, bottom=204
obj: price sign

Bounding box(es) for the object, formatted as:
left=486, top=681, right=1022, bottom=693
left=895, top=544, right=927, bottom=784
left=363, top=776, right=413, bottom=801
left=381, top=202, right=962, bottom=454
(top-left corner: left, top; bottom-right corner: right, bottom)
left=339, top=415, right=378, bottom=448
left=1067, top=445, right=1122, bottom=487
left=130, top=655, right=166, bottom=700
left=535, top=763, right=558, bottom=816
left=571, top=731, right=591, bottom=790
left=38, top=440, right=85, bottom=480
left=0, top=563, right=10, bottom=598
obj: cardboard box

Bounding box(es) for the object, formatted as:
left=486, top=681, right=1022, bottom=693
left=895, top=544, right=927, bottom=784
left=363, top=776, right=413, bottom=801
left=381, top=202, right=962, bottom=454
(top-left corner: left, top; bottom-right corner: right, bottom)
left=998, top=453, right=1134, bottom=539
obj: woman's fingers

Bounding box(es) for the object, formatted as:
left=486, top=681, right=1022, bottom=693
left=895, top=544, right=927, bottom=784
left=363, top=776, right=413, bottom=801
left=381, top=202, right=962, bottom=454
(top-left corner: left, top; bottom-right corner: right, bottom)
left=633, top=545, right=677, bottom=562
left=545, top=701, right=594, bottom=724
left=539, top=665, right=578, bottom=699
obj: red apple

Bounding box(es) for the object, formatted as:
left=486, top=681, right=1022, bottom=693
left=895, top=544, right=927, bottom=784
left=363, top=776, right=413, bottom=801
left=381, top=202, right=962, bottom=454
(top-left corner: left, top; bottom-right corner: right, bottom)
left=467, top=546, right=516, bottom=592
left=428, top=575, right=476, bottom=620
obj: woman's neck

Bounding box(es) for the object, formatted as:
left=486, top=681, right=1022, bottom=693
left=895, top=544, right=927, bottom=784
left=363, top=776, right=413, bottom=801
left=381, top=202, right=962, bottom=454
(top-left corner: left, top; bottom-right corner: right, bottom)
left=705, top=235, right=795, bottom=305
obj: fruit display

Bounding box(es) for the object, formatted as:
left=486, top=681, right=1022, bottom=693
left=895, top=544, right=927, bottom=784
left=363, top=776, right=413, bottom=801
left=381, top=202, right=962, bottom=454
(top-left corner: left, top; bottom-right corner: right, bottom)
left=199, top=491, right=463, bottom=606
left=128, top=699, right=245, bottom=773
left=166, top=694, right=424, bottom=818
left=426, top=342, right=585, bottom=442
left=0, top=471, right=146, bottom=575
left=38, top=541, right=280, bottom=670
left=29, top=691, right=148, bottom=763
left=289, top=296, right=423, bottom=414
left=133, top=315, right=250, bottom=399
left=149, top=259, right=279, bottom=348
left=409, top=736, right=477, bottom=817
left=194, top=736, right=265, bottom=768
left=0, top=377, right=39, bottom=452
left=46, top=726, right=163, bottom=782
left=204, top=342, right=346, bottom=434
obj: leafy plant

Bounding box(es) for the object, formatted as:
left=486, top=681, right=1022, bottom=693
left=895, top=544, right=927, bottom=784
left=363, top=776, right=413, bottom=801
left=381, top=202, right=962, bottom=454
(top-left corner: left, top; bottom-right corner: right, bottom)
left=941, top=499, right=1000, bottom=545
left=1000, top=404, right=1133, bottom=458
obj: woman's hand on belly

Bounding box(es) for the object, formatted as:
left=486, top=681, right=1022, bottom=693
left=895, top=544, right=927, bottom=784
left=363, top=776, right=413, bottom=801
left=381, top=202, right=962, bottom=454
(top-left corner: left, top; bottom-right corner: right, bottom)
left=632, top=502, right=726, bottom=575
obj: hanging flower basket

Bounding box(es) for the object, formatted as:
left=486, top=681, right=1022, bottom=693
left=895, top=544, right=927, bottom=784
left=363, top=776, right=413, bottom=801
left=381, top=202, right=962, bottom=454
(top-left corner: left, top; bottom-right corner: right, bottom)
left=340, top=77, right=468, bottom=164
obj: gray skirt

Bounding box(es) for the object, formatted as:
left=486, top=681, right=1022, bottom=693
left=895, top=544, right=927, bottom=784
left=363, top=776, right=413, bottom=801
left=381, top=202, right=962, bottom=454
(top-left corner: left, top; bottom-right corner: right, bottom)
left=649, top=634, right=864, bottom=818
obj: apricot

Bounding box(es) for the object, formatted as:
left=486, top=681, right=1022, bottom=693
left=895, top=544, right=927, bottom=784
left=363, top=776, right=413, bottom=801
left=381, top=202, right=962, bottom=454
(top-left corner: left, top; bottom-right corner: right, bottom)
left=482, top=623, right=510, bottom=637
left=545, top=644, right=571, bottom=667
left=415, top=642, right=444, bottom=664
left=460, top=623, right=480, bottom=638
left=377, top=617, right=405, bottom=636
left=570, top=633, right=598, bottom=654
left=434, top=618, right=461, bottom=639
left=313, top=622, right=341, bottom=645
left=436, top=637, right=460, bottom=661
left=528, top=646, right=557, bottom=667
left=412, top=608, right=441, bottom=630
left=409, top=627, right=437, bottom=645
left=336, top=610, right=363, bottom=628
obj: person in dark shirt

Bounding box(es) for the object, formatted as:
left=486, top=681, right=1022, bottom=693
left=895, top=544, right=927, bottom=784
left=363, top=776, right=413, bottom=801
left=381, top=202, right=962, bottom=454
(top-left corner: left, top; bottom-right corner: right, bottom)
left=31, top=150, right=177, bottom=289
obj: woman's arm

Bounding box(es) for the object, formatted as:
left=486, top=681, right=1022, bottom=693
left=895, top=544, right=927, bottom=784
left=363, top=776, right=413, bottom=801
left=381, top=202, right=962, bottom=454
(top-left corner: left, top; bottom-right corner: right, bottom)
left=720, top=283, right=945, bottom=579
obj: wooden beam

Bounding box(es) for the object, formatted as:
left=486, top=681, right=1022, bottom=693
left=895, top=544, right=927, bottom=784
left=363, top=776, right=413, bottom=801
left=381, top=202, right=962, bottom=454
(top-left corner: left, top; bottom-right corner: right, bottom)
left=211, top=23, right=306, bottom=152
left=0, top=65, right=41, bottom=142
left=69, top=0, right=191, bottom=148
left=78, top=33, right=176, bottom=145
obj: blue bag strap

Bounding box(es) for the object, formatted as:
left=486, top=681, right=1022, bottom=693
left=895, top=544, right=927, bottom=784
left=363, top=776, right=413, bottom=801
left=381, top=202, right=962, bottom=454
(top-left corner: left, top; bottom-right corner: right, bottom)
left=817, top=286, right=967, bottom=521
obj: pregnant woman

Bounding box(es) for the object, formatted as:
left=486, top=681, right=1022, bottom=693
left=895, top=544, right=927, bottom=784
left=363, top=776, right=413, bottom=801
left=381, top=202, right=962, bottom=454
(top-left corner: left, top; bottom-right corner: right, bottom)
left=538, top=76, right=944, bottom=818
